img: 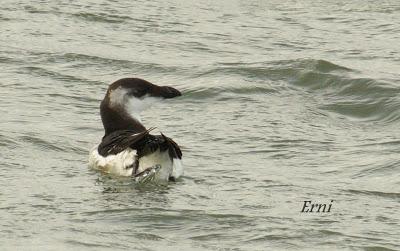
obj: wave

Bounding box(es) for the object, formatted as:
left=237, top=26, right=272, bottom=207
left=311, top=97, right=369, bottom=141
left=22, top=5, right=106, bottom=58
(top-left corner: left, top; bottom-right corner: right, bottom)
left=288, top=61, right=400, bottom=123
left=344, top=189, right=400, bottom=199
left=19, top=135, right=65, bottom=152
left=71, top=12, right=130, bottom=24
left=183, top=59, right=352, bottom=99
left=21, top=5, right=130, bottom=24
left=0, top=134, right=19, bottom=149
left=21, top=66, right=101, bottom=85
left=196, top=59, right=352, bottom=80
left=61, top=52, right=182, bottom=74
left=182, top=86, right=277, bottom=100
left=186, top=59, right=400, bottom=123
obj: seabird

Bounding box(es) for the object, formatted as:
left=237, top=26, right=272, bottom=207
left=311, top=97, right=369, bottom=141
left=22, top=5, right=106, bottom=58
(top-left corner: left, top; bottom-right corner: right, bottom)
left=89, top=78, right=183, bottom=182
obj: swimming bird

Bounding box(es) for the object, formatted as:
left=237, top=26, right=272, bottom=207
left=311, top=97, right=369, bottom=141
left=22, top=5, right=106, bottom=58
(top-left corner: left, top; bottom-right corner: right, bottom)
left=89, top=78, right=183, bottom=182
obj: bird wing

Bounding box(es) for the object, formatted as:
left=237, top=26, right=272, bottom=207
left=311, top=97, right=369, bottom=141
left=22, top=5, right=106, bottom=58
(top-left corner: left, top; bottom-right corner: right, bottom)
left=98, top=128, right=154, bottom=157
left=136, top=133, right=182, bottom=159
left=161, top=133, right=182, bottom=159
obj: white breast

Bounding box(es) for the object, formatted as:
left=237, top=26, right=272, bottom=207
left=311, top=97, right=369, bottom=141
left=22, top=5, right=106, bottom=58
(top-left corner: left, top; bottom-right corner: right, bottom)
left=89, top=145, right=184, bottom=181
left=88, top=145, right=136, bottom=176
left=137, top=149, right=174, bottom=181
left=172, top=158, right=183, bottom=178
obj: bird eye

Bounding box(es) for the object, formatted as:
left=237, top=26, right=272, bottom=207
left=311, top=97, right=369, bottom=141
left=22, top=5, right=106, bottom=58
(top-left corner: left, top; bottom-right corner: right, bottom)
left=128, top=89, right=146, bottom=98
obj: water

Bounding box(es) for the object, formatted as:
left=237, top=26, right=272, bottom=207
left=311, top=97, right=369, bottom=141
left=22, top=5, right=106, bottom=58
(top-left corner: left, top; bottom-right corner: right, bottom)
left=1, top=0, right=400, bottom=250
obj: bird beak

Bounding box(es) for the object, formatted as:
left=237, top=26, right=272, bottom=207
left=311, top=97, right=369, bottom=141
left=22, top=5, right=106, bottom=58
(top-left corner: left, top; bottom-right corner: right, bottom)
left=160, top=86, right=182, bottom=99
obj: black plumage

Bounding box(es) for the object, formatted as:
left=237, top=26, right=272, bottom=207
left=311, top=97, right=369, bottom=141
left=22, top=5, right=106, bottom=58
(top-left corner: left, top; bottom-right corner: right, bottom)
left=98, top=128, right=182, bottom=160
